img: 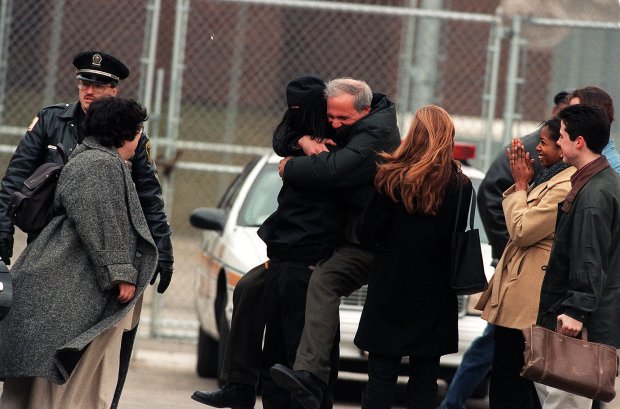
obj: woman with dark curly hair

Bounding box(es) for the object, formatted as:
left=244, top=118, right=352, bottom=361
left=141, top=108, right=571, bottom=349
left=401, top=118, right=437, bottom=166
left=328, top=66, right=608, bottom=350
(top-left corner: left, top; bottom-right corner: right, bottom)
left=0, top=97, right=158, bottom=409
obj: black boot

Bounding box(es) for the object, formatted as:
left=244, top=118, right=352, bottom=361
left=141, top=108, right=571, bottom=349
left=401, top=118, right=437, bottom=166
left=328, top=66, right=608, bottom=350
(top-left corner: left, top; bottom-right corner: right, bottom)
left=269, top=364, right=325, bottom=409
left=191, top=383, right=255, bottom=408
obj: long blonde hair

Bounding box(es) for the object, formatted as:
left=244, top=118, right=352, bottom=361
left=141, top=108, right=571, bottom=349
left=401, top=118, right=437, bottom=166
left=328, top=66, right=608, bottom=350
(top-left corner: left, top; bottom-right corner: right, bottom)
left=375, top=105, right=461, bottom=215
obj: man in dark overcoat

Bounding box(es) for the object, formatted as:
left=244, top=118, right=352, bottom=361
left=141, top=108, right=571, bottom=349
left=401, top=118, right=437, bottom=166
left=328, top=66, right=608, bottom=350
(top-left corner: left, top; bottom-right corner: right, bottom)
left=0, top=50, right=173, bottom=292
left=536, top=104, right=620, bottom=407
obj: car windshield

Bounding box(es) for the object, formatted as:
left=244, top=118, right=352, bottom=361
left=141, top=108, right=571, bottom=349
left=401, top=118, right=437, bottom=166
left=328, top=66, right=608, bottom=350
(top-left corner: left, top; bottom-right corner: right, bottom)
left=237, top=163, right=281, bottom=227
left=238, top=162, right=489, bottom=245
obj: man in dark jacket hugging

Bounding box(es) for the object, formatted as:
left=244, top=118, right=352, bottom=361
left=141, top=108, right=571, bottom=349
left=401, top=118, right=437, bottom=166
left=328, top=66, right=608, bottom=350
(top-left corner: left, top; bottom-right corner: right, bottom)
left=192, top=78, right=400, bottom=409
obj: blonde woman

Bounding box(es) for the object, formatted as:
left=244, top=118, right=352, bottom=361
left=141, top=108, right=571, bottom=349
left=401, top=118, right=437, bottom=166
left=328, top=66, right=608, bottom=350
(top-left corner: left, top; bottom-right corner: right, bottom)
left=355, top=105, right=471, bottom=408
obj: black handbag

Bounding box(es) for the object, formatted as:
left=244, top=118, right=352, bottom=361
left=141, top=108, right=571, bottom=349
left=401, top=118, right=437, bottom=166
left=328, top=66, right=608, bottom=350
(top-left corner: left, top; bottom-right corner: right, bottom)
left=10, top=143, right=68, bottom=234
left=451, top=182, right=488, bottom=295
left=0, top=259, right=11, bottom=321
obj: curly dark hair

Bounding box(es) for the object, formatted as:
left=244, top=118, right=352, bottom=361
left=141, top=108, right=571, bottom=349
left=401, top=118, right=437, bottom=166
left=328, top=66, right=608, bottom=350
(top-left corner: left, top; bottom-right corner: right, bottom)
left=84, top=97, right=148, bottom=148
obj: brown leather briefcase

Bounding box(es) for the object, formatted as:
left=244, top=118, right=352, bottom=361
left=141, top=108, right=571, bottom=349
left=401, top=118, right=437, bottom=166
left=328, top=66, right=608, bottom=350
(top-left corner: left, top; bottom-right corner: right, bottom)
left=521, top=324, right=618, bottom=402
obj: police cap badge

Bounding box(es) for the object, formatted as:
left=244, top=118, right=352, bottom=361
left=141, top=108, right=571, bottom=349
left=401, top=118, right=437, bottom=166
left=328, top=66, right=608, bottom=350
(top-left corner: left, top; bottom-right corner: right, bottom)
left=73, top=51, right=130, bottom=84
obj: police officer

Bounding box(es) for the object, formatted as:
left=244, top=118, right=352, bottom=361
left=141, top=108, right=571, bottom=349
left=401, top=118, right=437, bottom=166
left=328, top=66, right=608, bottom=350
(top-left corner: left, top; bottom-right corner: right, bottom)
left=0, top=50, right=174, bottom=293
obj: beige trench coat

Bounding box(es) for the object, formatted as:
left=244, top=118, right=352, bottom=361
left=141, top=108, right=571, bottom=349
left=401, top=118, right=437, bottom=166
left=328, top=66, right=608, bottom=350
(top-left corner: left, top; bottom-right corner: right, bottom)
left=475, top=166, right=575, bottom=329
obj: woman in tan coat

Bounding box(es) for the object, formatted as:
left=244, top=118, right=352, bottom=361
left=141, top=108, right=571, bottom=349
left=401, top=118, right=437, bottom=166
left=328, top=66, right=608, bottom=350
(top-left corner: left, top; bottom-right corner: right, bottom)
left=475, top=117, right=575, bottom=409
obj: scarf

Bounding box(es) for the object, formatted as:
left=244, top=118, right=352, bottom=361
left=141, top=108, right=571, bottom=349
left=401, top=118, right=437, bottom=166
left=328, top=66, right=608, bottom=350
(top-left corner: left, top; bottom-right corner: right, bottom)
left=531, top=161, right=571, bottom=188
left=561, top=155, right=609, bottom=213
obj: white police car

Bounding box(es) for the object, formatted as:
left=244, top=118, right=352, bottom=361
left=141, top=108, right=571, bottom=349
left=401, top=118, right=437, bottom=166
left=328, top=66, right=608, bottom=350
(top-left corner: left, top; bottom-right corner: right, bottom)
left=190, top=145, right=493, bottom=396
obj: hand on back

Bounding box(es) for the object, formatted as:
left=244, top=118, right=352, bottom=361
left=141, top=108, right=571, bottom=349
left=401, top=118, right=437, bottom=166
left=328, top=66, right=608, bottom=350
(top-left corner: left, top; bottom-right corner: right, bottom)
left=298, top=135, right=336, bottom=156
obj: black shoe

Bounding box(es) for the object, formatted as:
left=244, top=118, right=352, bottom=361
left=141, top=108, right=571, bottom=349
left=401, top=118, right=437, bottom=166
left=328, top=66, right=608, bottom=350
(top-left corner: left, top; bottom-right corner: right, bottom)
left=269, top=364, right=325, bottom=409
left=191, top=383, right=255, bottom=408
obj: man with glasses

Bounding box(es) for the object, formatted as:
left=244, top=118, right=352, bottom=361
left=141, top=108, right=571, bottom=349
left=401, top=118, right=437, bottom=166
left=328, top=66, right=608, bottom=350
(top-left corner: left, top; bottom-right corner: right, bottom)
left=0, top=51, right=174, bottom=304
left=0, top=50, right=174, bottom=407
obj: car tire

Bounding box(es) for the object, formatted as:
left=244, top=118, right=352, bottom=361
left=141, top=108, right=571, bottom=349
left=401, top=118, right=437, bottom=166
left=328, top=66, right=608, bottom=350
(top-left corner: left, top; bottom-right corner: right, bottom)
left=197, top=325, right=219, bottom=378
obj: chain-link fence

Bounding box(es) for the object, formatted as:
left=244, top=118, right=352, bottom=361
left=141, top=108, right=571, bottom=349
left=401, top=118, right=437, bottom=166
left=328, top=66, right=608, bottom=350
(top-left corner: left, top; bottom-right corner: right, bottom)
left=1, top=0, right=619, bottom=340
left=501, top=16, right=620, bottom=148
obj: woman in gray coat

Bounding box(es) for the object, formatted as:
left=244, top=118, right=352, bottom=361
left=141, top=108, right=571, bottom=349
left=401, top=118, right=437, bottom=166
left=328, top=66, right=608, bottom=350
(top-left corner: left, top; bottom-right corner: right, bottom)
left=0, top=97, right=158, bottom=409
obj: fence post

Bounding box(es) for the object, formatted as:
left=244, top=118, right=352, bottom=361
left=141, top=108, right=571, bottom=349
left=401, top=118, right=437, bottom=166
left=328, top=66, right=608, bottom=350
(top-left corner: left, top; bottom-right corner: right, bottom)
left=139, top=0, right=162, bottom=137
left=150, top=0, right=190, bottom=339
left=0, top=0, right=13, bottom=131
left=410, top=0, right=443, bottom=112
left=480, top=14, right=504, bottom=170
left=502, top=15, right=524, bottom=145
left=396, top=0, right=418, bottom=126
left=43, top=0, right=64, bottom=107
left=219, top=5, right=248, bottom=192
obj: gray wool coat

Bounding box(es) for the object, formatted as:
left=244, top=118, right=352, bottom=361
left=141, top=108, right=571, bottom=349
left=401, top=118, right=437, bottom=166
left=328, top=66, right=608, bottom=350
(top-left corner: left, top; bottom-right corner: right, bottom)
left=0, top=137, right=158, bottom=385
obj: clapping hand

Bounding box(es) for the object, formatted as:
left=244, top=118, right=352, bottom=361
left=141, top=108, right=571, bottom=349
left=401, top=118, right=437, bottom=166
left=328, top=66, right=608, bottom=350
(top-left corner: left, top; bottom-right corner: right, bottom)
left=507, top=138, right=534, bottom=191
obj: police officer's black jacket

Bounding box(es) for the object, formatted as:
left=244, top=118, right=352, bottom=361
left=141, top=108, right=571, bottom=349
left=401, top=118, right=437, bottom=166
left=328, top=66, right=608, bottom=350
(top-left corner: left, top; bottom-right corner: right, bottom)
left=0, top=102, right=173, bottom=263
left=275, top=93, right=401, bottom=248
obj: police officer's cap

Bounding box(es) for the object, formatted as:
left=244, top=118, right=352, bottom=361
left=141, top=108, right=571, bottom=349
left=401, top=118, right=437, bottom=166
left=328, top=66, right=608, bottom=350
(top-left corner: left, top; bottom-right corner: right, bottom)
left=286, top=76, right=325, bottom=110
left=73, top=51, right=129, bottom=84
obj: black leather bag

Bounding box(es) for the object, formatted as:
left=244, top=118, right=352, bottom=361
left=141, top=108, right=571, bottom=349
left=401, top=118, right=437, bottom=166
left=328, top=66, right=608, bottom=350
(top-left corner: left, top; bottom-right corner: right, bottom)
left=10, top=144, right=68, bottom=234
left=451, top=183, right=488, bottom=295
left=0, top=259, right=11, bottom=321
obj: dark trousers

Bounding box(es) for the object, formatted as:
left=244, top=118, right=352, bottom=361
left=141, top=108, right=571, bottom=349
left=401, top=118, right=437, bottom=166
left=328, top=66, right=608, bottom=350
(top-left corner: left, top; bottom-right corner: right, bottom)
left=219, top=244, right=372, bottom=388
left=489, top=325, right=541, bottom=409
left=220, top=263, right=267, bottom=385
left=260, top=260, right=337, bottom=409
left=295, top=244, right=372, bottom=384
left=362, top=353, right=441, bottom=409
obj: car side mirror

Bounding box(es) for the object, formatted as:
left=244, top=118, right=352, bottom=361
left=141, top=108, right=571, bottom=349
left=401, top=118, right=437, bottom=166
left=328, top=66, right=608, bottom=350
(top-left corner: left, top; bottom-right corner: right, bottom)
left=189, top=208, right=227, bottom=231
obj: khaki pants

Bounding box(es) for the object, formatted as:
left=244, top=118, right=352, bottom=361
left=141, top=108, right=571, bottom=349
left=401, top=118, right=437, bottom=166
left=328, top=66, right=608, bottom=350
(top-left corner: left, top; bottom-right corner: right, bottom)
left=0, top=300, right=140, bottom=409
left=535, top=382, right=593, bottom=409
left=601, top=350, right=620, bottom=409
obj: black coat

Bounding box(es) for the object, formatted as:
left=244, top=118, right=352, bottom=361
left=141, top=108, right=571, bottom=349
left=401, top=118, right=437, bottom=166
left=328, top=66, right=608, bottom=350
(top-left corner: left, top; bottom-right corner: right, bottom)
left=0, top=102, right=173, bottom=263
left=354, top=177, right=472, bottom=357
left=282, top=93, right=401, bottom=218
left=257, top=168, right=344, bottom=262
left=261, top=94, right=400, bottom=260
left=537, top=166, right=620, bottom=347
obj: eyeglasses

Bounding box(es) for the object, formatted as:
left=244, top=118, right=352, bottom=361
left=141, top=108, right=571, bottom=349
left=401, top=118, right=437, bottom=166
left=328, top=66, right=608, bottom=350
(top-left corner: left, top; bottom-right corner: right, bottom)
left=77, top=79, right=114, bottom=93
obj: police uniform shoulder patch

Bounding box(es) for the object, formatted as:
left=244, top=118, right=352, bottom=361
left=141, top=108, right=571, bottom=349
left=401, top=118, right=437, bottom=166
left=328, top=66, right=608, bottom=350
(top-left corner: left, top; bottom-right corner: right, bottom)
left=27, top=116, right=39, bottom=132
left=145, top=140, right=153, bottom=164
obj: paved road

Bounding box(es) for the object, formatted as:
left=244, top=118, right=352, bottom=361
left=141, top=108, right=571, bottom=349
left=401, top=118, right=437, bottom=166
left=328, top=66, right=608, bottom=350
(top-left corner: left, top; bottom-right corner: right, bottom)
left=118, top=338, right=489, bottom=409
left=6, top=232, right=488, bottom=408
left=120, top=337, right=361, bottom=409
left=0, top=336, right=487, bottom=408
